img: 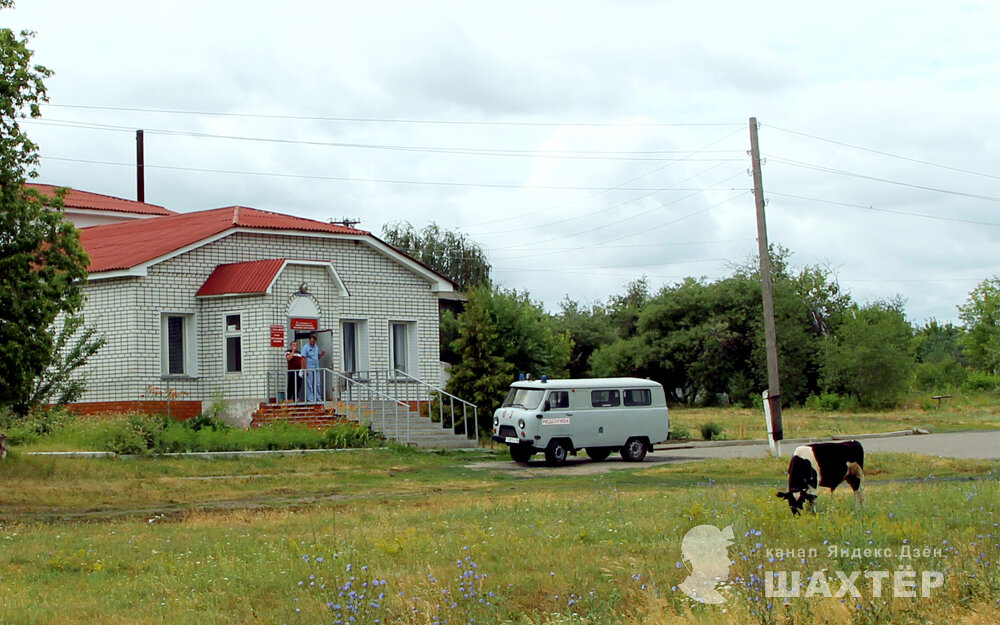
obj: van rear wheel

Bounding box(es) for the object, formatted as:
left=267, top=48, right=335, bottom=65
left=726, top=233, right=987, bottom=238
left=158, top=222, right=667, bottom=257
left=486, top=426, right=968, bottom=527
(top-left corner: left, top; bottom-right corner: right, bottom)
left=586, top=447, right=611, bottom=462
left=620, top=437, right=648, bottom=462
left=544, top=440, right=570, bottom=466
left=510, top=445, right=533, bottom=463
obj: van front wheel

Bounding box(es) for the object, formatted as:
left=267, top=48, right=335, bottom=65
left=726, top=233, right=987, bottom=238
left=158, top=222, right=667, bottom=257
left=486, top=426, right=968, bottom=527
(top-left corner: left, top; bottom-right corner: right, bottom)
left=510, top=445, right=533, bottom=463
left=620, top=437, right=648, bottom=462
left=544, top=440, right=570, bottom=466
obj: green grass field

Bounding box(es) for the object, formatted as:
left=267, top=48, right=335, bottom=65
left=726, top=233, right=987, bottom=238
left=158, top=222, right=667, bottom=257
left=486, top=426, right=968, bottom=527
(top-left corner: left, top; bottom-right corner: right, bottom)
left=1, top=449, right=997, bottom=625
left=668, top=393, right=1000, bottom=441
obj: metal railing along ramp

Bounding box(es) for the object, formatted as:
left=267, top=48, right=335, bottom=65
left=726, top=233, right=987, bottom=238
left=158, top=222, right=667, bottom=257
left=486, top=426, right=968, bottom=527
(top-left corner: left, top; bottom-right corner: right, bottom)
left=265, top=368, right=477, bottom=448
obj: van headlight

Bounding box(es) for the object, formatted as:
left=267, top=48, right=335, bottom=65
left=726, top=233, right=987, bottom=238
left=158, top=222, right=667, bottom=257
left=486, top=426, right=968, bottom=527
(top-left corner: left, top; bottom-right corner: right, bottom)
left=517, top=418, right=526, bottom=430
left=494, top=416, right=499, bottom=426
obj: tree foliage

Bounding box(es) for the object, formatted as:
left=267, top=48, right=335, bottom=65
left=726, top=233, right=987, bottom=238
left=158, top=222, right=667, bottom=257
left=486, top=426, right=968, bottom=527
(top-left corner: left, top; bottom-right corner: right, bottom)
left=445, top=286, right=571, bottom=431
left=445, top=289, right=515, bottom=433
left=582, top=250, right=848, bottom=406
left=0, top=5, right=91, bottom=416
left=957, top=277, right=1000, bottom=374
left=381, top=221, right=491, bottom=291
left=821, top=299, right=914, bottom=408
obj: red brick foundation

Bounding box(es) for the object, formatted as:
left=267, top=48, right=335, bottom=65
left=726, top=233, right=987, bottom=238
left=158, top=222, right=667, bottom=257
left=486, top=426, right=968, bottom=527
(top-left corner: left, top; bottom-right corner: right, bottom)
left=64, top=401, right=203, bottom=421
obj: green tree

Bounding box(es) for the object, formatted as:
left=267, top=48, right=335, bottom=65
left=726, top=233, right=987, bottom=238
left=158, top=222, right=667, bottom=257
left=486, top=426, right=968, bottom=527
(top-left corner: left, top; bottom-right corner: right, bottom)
left=589, top=249, right=851, bottom=407
left=912, top=320, right=969, bottom=390
left=381, top=221, right=491, bottom=291
left=0, top=5, right=91, bottom=416
left=957, top=277, right=1000, bottom=374
left=445, top=289, right=515, bottom=433
left=445, top=286, right=571, bottom=432
left=821, top=299, right=914, bottom=408
left=555, top=296, right=612, bottom=378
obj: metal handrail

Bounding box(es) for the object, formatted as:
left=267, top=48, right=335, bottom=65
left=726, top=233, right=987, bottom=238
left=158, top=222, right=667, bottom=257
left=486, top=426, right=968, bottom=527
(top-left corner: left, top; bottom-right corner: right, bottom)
left=265, top=368, right=410, bottom=444
left=265, top=367, right=479, bottom=443
left=390, top=369, right=478, bottom=440
left=326, top=369, right=411, bottom=445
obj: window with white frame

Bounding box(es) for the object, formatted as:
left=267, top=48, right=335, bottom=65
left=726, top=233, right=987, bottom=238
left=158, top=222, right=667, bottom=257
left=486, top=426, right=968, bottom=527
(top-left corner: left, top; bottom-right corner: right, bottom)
left=389, top=321, right=418, bottom=376
left=341, top=319, right=370, bottom=375
left=224, top=313, right=242, bottom=373
left=161, top=313, right=197, bottom=377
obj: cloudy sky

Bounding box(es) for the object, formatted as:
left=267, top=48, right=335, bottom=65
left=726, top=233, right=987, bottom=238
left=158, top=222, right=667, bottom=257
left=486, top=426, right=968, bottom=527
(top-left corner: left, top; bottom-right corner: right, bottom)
left=9, top=1, right=1000, bottom=323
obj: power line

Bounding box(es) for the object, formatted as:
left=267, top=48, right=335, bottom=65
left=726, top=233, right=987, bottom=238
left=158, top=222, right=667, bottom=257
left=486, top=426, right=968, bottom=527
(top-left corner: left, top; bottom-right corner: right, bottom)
left=764, top=124, right=1000, bottom=182
left=495, top=192, right=746, bottom=260
left=42, top=103, right=744, bottom=128
left=40, top=154, right=752, bottom=192
left=467, top=162, right=745, bottom=237
left=27, top=118, right=744, bottom=162
left=767, top=156, right=1000, bottom=203
left=461, top=126, right=748, bottom=232
left=769, top=190, right=1000, bottom=227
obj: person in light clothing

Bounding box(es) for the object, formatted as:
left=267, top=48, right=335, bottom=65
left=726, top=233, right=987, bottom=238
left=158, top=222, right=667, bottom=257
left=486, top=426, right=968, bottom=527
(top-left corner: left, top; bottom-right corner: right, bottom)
left=301, top=333, right=326, bottom=402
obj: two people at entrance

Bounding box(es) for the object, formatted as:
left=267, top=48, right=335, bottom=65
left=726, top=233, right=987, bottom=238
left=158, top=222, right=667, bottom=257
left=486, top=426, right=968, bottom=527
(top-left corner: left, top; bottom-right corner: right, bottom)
left=286, top=334, right=326, bottom=402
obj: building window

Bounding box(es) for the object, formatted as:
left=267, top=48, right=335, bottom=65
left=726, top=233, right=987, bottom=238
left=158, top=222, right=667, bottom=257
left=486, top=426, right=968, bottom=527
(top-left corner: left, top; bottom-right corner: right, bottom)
left=389, top=321, right=418, bottom=375
left=225, top=313, right=242, bottom=373
left=161, top=313, right=197, bottom=377
left=342, top=319, right=370, bottom=375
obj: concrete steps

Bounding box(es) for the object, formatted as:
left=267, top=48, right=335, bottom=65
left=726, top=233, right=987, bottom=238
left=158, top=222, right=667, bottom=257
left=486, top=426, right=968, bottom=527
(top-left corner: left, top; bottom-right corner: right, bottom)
left=249, top=402, right=476, bottom=449
left=250, top=403, right=350, bottom=430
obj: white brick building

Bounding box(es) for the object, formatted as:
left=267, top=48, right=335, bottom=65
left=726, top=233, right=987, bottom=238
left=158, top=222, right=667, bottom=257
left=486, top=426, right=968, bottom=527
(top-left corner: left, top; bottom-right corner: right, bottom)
left=54, top=186, right=460, bottom=424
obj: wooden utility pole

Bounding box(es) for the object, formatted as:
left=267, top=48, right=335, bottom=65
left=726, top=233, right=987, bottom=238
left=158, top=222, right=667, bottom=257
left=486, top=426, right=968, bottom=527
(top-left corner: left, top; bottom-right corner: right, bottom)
left=749, top=117, right=783, bottom=454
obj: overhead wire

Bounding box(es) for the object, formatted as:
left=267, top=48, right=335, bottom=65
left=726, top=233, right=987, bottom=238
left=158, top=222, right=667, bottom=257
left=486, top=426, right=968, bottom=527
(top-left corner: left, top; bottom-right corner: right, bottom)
left=461, top=126, right=747, bottom=232
left=39, top=154, right=750, bottom=192
left=767, top=156, right=1000, bottom=204
left=26, top=118, right=743, bottom=161
left=466, top=160, right=744, bottom=237
left=764, top=123, right=1000, bottom=182
left=42, top=103, right=744, bottom=128
left=769, top=191, right=1000, bottom=228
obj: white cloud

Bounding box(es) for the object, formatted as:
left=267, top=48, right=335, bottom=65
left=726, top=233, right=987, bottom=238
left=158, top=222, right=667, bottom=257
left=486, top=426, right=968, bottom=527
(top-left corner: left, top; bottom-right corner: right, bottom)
left=9, top=0, right=1000, bottom=323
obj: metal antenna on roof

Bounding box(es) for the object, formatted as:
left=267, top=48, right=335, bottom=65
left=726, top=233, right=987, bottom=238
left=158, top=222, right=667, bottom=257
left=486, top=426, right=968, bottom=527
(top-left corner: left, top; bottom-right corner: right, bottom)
left=330, top=217, right=361, bottom=227
left=136, top=129, right=145, bottom=203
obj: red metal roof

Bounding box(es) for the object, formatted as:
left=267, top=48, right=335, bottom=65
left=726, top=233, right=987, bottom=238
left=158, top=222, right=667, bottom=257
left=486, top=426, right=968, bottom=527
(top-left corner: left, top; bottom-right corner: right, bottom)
left=196, top=259, right=286, bottom=297
left=27, top=183, right=175, bottom=216
left=80, top=205, right=368, bottom=273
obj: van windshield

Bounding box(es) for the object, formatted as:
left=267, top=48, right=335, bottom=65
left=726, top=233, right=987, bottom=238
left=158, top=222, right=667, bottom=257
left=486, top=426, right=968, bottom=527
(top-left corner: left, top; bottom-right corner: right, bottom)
left=501, top=388, right=544, bottom=410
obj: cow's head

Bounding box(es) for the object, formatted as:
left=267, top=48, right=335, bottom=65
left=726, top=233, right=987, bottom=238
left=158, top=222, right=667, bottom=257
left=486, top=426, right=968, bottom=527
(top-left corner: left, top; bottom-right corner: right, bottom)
left=776, top=489, right=816, bottom=515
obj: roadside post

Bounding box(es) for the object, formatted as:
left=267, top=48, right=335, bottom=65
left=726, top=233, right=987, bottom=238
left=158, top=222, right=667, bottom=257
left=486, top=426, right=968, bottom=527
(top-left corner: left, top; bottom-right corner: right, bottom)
left=763, top=390, right=781, bottom=457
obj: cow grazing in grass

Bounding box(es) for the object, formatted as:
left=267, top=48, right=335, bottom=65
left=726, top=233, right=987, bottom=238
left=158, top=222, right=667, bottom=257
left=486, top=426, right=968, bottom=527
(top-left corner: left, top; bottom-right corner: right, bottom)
left=0, top=433, right=7, bottom=459
left=776, top=440, right=865, bottom=515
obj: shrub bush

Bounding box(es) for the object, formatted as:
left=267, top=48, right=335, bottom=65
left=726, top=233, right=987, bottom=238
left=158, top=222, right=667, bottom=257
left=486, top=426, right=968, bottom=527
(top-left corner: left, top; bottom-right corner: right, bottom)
left=961, top=371, right=1000, bottom=393
left=913, top=358, right=969, bottom=391
left=103, top=418, right=382, bottom=454
left=669, top=423, right=691, bottom=441
left=699, top=422, right=723, bottom=441
left=0, top=407, right=75, bottom=446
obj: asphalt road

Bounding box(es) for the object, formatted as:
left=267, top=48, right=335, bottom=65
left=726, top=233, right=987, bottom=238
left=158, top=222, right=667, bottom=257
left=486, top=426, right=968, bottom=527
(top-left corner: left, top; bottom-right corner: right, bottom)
left=470, top=430, right=1000, bottom=475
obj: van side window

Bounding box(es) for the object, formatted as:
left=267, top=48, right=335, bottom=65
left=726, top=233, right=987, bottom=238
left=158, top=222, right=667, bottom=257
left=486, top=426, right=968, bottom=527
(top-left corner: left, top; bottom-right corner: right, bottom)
left=624, top=388, right=652, bottom=406
left=548, top=391, right=569, bottom=409
left=591, top=389, right=620, bottom=407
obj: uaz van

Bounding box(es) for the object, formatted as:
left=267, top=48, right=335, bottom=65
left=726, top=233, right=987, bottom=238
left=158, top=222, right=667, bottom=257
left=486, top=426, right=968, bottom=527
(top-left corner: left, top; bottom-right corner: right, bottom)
left=491, top=377, right=670, bottom=465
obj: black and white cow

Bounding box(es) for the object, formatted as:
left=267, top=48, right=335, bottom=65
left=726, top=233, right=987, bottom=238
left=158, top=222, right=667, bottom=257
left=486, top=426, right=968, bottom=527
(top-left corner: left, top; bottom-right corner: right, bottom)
left=776, top=440, right=865, bottom=515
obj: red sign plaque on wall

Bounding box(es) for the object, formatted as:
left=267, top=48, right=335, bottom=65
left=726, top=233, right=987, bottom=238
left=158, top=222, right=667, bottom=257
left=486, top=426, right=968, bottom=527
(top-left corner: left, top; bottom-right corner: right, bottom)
left=289, top=317, right=319, bottom=331
left=270, top=324, right=286, bottom=347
